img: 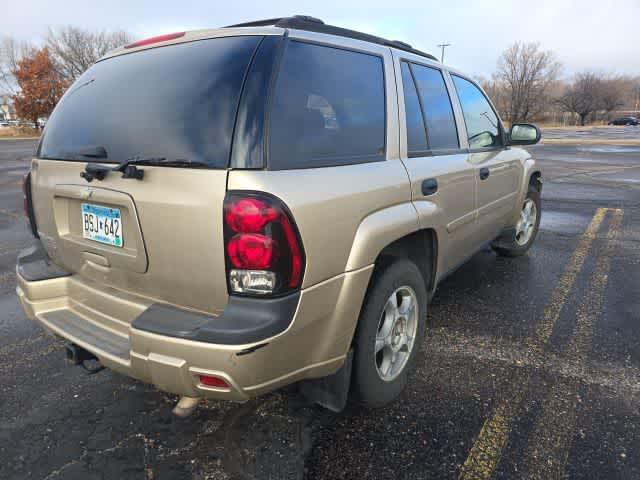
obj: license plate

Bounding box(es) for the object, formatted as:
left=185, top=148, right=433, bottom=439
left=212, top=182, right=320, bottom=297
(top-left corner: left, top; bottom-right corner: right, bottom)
left=81, top=203, right=123, bottom=247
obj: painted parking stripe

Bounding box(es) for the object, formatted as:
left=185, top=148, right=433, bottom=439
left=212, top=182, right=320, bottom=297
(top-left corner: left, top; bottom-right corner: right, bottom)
left=458, top=208, right=609, bottom=480
left=519, top=208, right=623, bottom=479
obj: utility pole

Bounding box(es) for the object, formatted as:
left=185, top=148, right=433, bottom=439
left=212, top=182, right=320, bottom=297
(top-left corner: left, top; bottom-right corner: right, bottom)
left=437, top=42, right=451, bottom=63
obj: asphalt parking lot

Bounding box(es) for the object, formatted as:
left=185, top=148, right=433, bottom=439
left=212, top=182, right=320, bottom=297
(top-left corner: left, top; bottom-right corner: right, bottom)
left=1, top=133, right=639, bottom=479
left=543, top=125, right=640, bottom=143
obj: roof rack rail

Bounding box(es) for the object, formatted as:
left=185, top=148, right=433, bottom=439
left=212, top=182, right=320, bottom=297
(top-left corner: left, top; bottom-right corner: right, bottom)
left=223, top=15, right=438, bottom=62
left=225, top=15, right=324, bottom=28
left=224, top=17, right=287, bottom=28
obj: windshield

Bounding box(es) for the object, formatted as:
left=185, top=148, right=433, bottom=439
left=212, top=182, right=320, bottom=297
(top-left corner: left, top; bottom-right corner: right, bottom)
left=39, top=35, right=263, bottom=168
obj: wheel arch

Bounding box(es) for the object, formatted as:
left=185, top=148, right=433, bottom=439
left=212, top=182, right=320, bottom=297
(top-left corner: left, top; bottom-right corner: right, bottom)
left=371, top=229, right=438, bottom=296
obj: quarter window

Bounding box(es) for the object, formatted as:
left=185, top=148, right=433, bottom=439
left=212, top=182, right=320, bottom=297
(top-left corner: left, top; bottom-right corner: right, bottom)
left=410, top=64, right=459, bottom=150
left=452, top=75, right=502, bottom=149
left=268, top=41, right=385, bottom=169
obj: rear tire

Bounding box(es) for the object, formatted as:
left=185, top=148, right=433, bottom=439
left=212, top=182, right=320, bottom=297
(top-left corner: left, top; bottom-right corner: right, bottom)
left=352, top=259, right=427, bottom=408
left=492, top=184, right=541, bottom=257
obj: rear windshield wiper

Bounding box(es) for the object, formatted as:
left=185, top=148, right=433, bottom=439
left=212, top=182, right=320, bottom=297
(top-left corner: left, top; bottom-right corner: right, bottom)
left=113, top=157, right=209, bottom=180
left=80, top=156, right=209, bottom=182
left=116, top=158, right=209, bottom=169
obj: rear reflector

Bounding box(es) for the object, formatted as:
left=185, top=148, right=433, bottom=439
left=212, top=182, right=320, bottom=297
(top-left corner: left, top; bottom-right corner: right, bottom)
left=22, top=172, right=38, bottom=238
left=199, top=375, right=230, bottom=389
left=125, top=32, right=185, bottom=49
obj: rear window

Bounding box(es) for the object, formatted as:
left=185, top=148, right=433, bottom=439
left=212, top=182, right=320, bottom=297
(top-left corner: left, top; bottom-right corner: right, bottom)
left=39, top=36, right=262, bottom=168
left=268, top=41, right=385, bottom=170
left=410, top=64, right=459, bottom=150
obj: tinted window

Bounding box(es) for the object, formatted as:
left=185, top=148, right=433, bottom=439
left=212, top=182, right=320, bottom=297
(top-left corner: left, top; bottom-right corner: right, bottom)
left=269, top=41, right=385, bottom=169
left=452, top=75, right=502, bottom=149
left=400, top=62, right=428, bottom=153
left=40, top=36, right=261, bottom=167
left=411, top=64, right=459, bottom=150
left=231, top=36, right=280, bottom=169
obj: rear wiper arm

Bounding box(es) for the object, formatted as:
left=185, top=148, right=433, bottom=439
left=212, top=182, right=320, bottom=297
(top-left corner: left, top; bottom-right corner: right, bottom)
left=113, top=157, right=208, bottom=180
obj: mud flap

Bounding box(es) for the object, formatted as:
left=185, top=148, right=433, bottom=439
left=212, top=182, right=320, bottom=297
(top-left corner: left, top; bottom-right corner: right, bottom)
left=491, top=227, right=517, bottom=249
left=299, top=349, right=353, bottom=412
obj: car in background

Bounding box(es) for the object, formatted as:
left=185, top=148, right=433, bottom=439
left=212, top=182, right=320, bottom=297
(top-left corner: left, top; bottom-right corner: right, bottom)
left=608, top=116, right=639, bottom=126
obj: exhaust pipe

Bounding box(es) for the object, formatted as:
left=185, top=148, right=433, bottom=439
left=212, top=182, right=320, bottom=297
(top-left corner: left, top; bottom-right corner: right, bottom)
left=66, top=343, right=97, bottom=364
left=173, top=396, right=201, bottom=418
left=65, top=343, right=104, bottom=374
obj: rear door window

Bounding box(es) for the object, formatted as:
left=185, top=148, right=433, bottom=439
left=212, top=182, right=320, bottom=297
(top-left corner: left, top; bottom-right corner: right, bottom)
left=410, top=64, right=459, bottom=150
left=268, top=41, right=385, bottom=169
left=39, top=35, right=262, bottom=168
left=451, top=75, right=502, bottom=149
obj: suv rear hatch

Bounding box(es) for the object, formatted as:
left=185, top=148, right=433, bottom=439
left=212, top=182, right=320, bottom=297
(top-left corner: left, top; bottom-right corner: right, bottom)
left=30, top=34, right=266, bottom=315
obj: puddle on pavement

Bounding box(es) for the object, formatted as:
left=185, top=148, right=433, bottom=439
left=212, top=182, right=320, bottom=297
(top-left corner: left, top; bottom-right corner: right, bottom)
left=577, top=146, right=640, bottom=154
left=540, top=210, right=592, bottom=235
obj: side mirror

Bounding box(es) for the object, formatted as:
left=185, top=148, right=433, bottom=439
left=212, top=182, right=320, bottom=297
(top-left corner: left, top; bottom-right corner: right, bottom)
left=509, top=123, right=541, bottom=145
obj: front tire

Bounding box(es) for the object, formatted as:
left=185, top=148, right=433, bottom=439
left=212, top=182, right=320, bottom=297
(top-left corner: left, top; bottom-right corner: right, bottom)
left=352, top=259, right=427, bottom=408
left=492, top=184, right=541, bottom=257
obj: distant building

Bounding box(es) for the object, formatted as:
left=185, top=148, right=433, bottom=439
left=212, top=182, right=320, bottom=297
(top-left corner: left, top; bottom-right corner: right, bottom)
left=0, top=95, right=15, bottom=122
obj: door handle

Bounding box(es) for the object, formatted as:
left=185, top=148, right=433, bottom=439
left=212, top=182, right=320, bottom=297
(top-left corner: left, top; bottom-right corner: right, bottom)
left=421, top=178, right=438, bottom=196
left=479, top=167, right=490, bottom=180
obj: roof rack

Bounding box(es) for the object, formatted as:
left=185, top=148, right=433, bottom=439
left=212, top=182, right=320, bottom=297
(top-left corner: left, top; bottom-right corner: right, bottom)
left=224, top=15, right=438, bottom=62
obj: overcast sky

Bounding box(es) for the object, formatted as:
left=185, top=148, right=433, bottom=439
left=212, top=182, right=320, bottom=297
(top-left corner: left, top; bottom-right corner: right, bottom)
left=3, top=0, right=639, bottom=78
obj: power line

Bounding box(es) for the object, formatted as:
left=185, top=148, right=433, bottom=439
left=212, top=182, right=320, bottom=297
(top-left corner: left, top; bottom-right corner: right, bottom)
left=437, top=42, right=452, bottom=63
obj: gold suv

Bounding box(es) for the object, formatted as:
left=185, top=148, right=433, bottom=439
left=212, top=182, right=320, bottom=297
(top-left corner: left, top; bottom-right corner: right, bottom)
left=16, top=16, right=542, bottom=412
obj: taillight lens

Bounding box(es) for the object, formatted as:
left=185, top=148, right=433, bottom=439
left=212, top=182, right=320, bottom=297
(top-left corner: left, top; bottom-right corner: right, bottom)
left=227, top=233, right=276, bottom=269
left=224, top=193, right=304, bottom=296
left=22, top=172, right=38, bottom=238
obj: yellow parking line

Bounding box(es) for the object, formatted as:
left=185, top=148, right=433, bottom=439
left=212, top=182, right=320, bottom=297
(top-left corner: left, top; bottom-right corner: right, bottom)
left=532, top=207, right=608, bottom=350
left=519, top=208, right=623, bottom=479
left=459, top=208, right=610, bottom=480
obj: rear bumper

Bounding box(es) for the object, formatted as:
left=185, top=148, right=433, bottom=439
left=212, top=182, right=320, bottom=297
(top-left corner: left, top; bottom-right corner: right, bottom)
left=16, top=246, right=373, bottom=401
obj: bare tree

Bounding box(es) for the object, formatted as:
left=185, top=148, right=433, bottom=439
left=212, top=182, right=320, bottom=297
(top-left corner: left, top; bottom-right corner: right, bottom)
left=0, top=37, right=33, bottom=95
left=46, top=26, right=132, bottom=81
left=599, top=76, right=626, bottom=117
left=493, top=42, right=561, bottom=124
left=556, top=72, right=631, bottom=125
left=557, top=72, right=603, bottom=126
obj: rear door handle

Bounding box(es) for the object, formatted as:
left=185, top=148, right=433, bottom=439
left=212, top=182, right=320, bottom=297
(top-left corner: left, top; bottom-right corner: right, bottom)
left=421, top=178, right=438, bottom=196
left=479, top=167, right=490, bottom=180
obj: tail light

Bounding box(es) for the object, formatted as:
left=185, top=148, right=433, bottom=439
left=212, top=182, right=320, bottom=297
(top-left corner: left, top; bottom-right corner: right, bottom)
left=223, top=192, right=304, bottom=296
left=22, top=172, right=39, bottom=238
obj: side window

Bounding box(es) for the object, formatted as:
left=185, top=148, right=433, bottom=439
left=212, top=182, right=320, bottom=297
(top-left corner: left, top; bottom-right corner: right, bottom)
left=410, top=64, right=459, bottom=150
left=400, top=62, right=428, bottom=153
left=452, top=75, right=502, bottom=149
left=268, top=41, right=385, bottom=169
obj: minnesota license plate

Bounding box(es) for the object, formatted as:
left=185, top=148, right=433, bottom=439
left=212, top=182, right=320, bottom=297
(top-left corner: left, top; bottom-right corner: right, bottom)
left=81, top=203, right=123, bottom=247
